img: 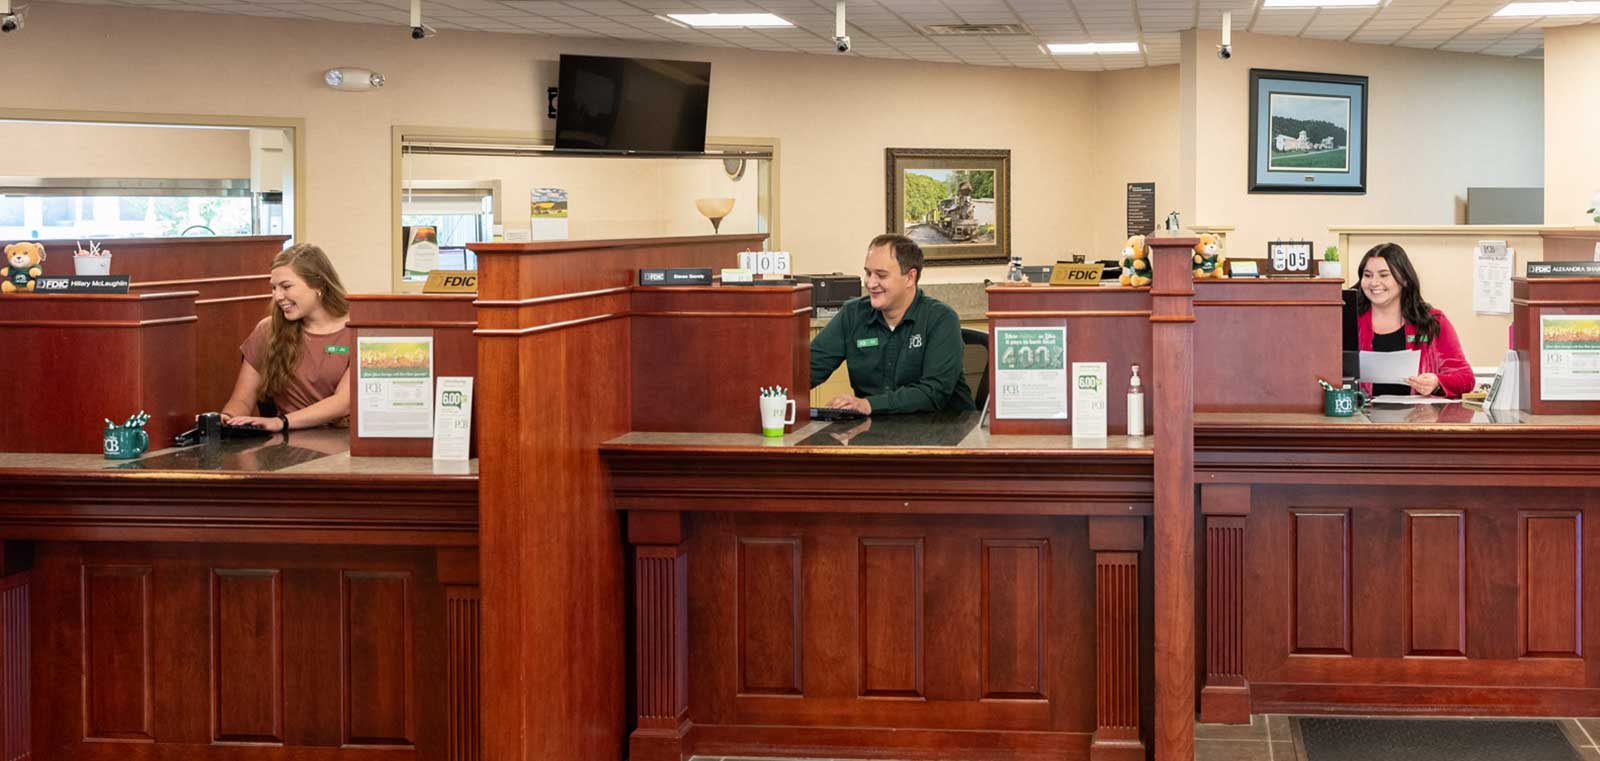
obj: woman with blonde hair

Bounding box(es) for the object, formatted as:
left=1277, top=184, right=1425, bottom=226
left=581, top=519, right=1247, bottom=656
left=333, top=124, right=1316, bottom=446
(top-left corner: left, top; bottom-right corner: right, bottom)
left=221, top=243, right=352, bottom=431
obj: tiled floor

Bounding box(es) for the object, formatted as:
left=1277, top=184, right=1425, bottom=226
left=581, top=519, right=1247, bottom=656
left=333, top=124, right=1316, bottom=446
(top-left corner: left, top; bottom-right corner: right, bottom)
left=688, top=717, right=1600, bottom=761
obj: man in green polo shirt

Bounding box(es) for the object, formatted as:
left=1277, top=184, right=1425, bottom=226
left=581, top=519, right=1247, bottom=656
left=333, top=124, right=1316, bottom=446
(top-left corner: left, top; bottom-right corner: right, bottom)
left=810, top=234, right=975, bottom=415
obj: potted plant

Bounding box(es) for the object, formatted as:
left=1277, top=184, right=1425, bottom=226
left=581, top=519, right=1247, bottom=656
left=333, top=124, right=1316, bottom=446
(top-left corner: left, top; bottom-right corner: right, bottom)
left=1588, top=191, right=1600, bottom=224
left=1318, top=245, right=1342, bottom=279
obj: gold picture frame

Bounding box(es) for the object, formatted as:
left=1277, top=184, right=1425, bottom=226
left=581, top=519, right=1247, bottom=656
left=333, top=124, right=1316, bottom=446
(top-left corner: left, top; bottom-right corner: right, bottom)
left=885, top=148, right=1011, bottom=266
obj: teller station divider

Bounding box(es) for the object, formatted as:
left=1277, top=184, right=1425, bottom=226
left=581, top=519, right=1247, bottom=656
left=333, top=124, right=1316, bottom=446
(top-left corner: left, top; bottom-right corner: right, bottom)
left=347, top=293, right=479, bottom=457
left=475, top=235, right=1202, bottom=761
left=17, top=236, right=290, bottom=410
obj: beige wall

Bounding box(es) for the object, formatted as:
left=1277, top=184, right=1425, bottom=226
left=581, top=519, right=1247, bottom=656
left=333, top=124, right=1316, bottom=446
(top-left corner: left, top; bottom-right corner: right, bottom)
left=0, top=122, right=249, bottom=179
left=1091, top=66, right=1183, bottom=256
left=9, top=3, right=1097, bottom=291
left=1544, top=24, right=1600, bottom=227
left=1185, top=30, right=1544, bottom=262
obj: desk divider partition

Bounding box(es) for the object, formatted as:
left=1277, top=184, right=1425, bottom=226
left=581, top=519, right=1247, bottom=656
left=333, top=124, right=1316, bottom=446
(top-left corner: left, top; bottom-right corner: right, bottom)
left=347, top=293, right=478, bottom=457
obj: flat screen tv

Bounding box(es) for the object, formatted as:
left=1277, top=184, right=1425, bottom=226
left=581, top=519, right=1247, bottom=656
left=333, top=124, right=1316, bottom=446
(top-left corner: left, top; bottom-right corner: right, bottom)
left=555, top=54, right=710, bottom=154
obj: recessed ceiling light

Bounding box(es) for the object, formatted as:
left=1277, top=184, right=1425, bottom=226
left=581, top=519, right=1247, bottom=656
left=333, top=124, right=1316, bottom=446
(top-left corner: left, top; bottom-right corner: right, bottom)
left=664, top=12, right=793, bottom=27
left=1046, top=42, right=1142, bottom=54
left=1494, top=0, right=1600, bottom=14
left=1262, top=0, right=1379, bottom=7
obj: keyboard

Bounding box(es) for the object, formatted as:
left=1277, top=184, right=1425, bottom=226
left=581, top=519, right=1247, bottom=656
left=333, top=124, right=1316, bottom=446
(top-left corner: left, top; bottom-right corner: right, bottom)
left=810, top=407, right=867, bottom=422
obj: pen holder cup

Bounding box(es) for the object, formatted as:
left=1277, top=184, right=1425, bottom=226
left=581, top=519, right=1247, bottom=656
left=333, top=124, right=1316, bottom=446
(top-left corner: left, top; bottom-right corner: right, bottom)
left=759, top=395, right=797, bottom=437
left=102, top=425, right=149, bottom=459
left=74, top=255, right=112, bottom=276
left=1323, top=387, right=1366, bottom=417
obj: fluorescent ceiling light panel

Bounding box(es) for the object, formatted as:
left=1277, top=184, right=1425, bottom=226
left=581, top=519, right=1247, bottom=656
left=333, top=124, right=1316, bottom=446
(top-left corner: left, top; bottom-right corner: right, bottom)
left=1493, top=1, right=1600, bottom=14
left=1046, top=41, right=1142, bottom=54
left=1262, top=0, right=1379, bottom=6
left=665, top=12, right=793, bottom=27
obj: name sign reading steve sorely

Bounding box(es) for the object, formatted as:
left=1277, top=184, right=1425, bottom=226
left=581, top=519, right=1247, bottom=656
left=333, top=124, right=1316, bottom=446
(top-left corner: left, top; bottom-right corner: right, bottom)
left=32, top=275, right=132, bottom=294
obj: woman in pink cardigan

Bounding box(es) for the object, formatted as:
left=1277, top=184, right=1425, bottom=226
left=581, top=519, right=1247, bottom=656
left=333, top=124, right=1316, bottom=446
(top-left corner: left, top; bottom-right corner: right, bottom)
left=1355, top=243, right=1476, bottom=398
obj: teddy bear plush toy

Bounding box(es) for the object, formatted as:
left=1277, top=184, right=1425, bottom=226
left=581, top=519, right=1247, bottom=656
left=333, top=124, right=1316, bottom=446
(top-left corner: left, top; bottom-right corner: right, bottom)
left=1119, top=235, right=1151, bottom=286
left=2, top=242, right=47, bottom=293
left=1191, top=233, right=1225, bottom=279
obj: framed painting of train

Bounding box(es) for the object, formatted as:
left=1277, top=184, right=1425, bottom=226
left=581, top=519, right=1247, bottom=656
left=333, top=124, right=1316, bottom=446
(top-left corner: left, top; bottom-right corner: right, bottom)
left=885, top=148, right=1011, bottom=265
left=1248, top=69, right=1368, bottom=194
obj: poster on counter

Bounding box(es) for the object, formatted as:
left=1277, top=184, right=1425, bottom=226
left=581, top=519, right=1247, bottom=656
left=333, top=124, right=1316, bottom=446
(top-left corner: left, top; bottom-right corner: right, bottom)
left=1539, top=315, right=1600, bottom=401
left=402, top=226, right=439, bottom=280
left=432, top=376, right=473, bottom=460
left=530, top=187, right=569, bottom=241
left=357, top=336, right=435, bottom=438
left=1472, top=240, right=1512, bottom=315
left=994, top=326, right=1068, bottom=420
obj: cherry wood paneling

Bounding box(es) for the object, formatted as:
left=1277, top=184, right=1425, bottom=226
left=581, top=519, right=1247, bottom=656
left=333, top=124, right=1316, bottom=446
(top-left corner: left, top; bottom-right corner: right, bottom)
left=11, top=236, right=288, bottom=412
left=211, top=569, right=283, bottom=743
left=737, top=538, right=803, bottom=696
left=859, top=539, right=923, bottom=698
left=445, top=586, right=480, bottom=761
left=1200, top=515, right=1248, bottom=724
left=342, top=572, right=414, bottom=747
left=982, top=540, right=1048, bottom=700
left=630, top=286, right=812, bottom=434
left=1513, top=278, right=1600, bottom=415
left=1192, top=279, right=1342, bottom=413
left=1520, top=512, right=1582, bottom=658
left=1, top=573, right=29, bottom=761
left=1404, top=512, right=1466, bottom=657
left=0, top=293, right=197, bottom=453
left=471, top=235, right=766, bottom=761
left=1290, top=511, right=1351, bottom=655
left=1092, top=550, right=1141, bottom=761
left=31, top=543, right=453, bottom=760
left=347, top=295, right=478, bottom=457
left=1540, top=230, right=1600, bottom=261
left=81, top=564, right=154, bottom=741
left=986, top=287, right=1151, bottom=436
left=680, top=512, right=1100, bottom=757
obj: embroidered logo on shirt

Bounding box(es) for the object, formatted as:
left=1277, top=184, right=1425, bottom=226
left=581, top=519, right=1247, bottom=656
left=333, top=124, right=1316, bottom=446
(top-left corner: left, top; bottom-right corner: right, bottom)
left=856, top=337, right=880, bottom=348
left=326, top=345, right=350, bottom=354
left=909, top=334, right=924, bottom=349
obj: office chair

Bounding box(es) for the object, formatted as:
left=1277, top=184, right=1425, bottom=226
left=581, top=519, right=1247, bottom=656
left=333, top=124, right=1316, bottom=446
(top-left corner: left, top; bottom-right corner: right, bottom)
left=961, top=328, right=990, bottom=409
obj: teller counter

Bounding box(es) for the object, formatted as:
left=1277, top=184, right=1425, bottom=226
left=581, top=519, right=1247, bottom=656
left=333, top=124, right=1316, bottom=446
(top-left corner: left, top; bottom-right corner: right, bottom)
left=603, top=412, right=1157, bottom=761
left=1194, top=407, right=1600, bottom=724
left=0, top=428, right=480, bottom=761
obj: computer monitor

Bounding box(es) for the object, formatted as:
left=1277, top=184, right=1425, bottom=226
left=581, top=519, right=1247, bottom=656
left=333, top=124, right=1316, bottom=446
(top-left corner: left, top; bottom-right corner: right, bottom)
left=1342, top=288, right=1360, bottom=380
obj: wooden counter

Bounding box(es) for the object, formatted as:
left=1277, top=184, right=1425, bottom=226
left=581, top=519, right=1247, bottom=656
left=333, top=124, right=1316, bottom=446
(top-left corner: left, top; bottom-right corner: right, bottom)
left=0, top=429, right=480, bottom=761
left=1194, top=410, right=1600, bottom=723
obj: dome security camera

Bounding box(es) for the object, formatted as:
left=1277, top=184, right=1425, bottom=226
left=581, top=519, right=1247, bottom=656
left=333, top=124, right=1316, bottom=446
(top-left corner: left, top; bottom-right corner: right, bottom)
left=834, top=35, right=851, bottom=53
left=1217, top=44, right=1231, bottom=60
left=410, top=23, right=435, bottom=39
left=0, top=14, right=20, bottom=33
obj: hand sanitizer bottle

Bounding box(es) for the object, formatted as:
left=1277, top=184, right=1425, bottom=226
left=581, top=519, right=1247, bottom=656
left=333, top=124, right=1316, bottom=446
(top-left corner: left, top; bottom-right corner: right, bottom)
left=1127, top=365, right=1145, bottom=437
left=1007, top=255, right=1025, bottom=282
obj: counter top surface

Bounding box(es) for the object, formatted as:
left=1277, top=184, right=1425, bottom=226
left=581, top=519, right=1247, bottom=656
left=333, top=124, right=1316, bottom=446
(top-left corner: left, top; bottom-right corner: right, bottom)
left=605, top=411, right=1153, bottom=455
left=0, top=428, right=478, bottom=479
left=1197, top=406, right=1600, bottom=431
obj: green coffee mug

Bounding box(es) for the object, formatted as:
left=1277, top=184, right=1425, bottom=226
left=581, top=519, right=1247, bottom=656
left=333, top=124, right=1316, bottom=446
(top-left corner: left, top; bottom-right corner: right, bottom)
left=102, top=425, right=149, bottom=460
left=1323, top=387, right=1366, bottom=417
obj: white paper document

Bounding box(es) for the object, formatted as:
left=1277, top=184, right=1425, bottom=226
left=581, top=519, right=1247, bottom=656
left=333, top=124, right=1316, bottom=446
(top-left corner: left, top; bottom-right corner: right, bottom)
left=432, top=376, right=474, bottom=460
left=1472, top=240, right=1512, bottom=315
left=994, top=327, right=1068, bottom=419
left=357, top=336, right=435, bottom=438
left=1071, top=362, right=1108, bottom=439
left=1540, top=315, right=1600, bottom=401
left=1359, top=350, right=1421, bottom=384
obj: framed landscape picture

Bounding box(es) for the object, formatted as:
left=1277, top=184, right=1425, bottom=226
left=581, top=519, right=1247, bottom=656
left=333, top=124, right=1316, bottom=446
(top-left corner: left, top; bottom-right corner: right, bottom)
left=885, top=148, right=1011, bottom=266
left=1248, top=69, right=1368, bottom=194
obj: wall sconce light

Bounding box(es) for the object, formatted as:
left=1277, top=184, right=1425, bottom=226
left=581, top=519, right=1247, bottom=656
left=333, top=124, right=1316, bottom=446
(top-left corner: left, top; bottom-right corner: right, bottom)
left=324, top=68, right=385, bottom=91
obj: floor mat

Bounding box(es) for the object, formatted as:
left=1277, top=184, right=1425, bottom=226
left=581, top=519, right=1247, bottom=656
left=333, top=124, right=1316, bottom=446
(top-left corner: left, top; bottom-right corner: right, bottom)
left=1296, top=717, right=1582, bottom=761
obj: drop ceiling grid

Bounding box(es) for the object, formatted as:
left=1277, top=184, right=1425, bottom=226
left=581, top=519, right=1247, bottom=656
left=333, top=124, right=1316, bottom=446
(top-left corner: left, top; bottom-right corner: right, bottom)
left=68, top=0, right=1588, bottom=66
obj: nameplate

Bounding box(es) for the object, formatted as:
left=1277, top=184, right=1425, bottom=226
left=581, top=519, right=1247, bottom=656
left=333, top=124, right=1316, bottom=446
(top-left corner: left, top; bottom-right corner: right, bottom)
left=32, top=275, right=131, bottom=294
left=639, top=268, right=712, bottom=286
left=423, top=270, right=478, bottom=293
left=1527, top=261, right=1600, bottom=278
left=1049, top=263, right=1105, bottom=286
